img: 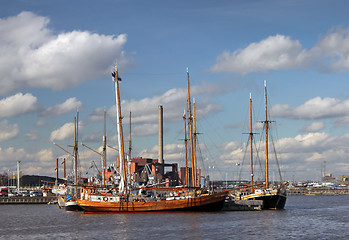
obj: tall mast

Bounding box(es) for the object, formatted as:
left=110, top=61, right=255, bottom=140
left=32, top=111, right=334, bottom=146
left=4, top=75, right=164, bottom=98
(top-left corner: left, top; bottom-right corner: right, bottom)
left=186, top=68, right=196, bottom=187
left=264, top=80, right=269, bottom=189
left=62, top=158, right=66, bottom=179
left=193, top=98, right=198, bottom=187
left=74, top=112, right=79, bottom=196
left=102, top=109, right=107, bottom=186
left=112, top=65, right=127, bottom=195
left=249, top=93, right=254, bottom=189
left=129, top=111, right=132, bottom=159
left=56, top=158, right=59, bottom=187
left=128, top=111, right=132, bottom=186
left=183, top=110, right=188, bottom=187
left=17, top=161, right=20, bottom=193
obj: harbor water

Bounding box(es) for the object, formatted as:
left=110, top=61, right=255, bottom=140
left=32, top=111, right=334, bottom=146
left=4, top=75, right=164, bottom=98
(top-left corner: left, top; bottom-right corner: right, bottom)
left=0, top=195, right=348, bottom=239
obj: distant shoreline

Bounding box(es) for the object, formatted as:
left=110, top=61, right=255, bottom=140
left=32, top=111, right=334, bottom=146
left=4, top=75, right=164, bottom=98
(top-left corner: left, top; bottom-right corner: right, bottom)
left=287, top=187, right=349, bottom=195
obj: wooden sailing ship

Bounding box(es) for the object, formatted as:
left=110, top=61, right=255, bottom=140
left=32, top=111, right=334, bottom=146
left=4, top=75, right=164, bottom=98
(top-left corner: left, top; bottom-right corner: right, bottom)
left=77, top=66, right=227, bottom=212
left=233, top=81, right=287, bottom=210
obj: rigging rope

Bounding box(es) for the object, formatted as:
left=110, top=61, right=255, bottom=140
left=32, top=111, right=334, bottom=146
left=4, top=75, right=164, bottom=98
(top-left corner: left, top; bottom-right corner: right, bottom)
left=270, top=131, right=283, bottom=182
left=239, top=138, right=249, bottom=182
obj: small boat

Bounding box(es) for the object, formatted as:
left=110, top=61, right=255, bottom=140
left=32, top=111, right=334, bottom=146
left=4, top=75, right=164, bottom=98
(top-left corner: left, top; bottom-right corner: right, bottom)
left=77, top=66, right=228, bottom=212
left=57, top=194, right=83, bottom=211
left=57, top=195, right=66, bottom=209
left=64, top=196, right=83, bottom=211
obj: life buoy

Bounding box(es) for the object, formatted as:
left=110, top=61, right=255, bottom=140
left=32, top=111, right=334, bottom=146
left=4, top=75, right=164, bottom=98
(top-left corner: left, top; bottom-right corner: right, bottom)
left=103, top=197, right=108, bottom=202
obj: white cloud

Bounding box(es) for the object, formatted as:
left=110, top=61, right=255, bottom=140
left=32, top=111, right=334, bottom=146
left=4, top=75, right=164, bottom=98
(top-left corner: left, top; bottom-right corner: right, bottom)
left=208, top=28, right=349, bottom=74
left=286, top=132, right=332, bottom=151
left=138, top=143, right=184, bottom=162
left=0, top=147, right=28, bottom=163
left=24, top=130, right=39, bottom=141
left=50, top=122, right=74, bottom=141
left=0, top=146, right=56, bottom=175
left=0, top=120, right=19, bottom=141
left=35, top=119, right=46, bottom=126
left=133, top=124, right=158, bottom=137
left=40, top=97, right=83, bottom=117
left=0, top=11, right=51, bottom=47
left=120, top=87, right=188, bottom=124
left=313, top=28, right=349, bottom=73
left=89, top=82, right=222, bottom=137
left=106, top=85, right=220, bottom=129
left=89, top=107, right=106, bottom=122
left=271, top=97, right=349, bottom=120
left=36, top=148, right=54, bottom=163
left=0, top=11, right=130, bottom=95
left=218, top=132, right=349, bottom=180
left=335, top=116, right=349, bottom=127
left=82, top=130, right=104, bottom=143
left=306, top=152, right=325, bottom=162
left=0, top=147, right=39, bottom=175
left=0, top=93, right=39, bottom=118
left=301, top=122, right=325, bottom=132
left=193, top=98, right=222, bottom=119
left=209, top=34, right=308, bottom=74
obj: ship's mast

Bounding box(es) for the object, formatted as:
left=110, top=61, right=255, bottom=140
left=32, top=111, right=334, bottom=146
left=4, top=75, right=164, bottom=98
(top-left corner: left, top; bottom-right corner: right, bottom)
left=129, top=111, right=132, bottom=159
left=249, top=93, right=254, bottom=189
left=102, top=109, right=107, bottom=186
left=264, top=81, right=269, bottom=189
left=243, top=93, right=257, bottom=191
left=56, top=158, right=59, bottom=187
left=193, top=98, right=198, bottom=187
left=53, top=113, right=79, bottom=195
left=186, top=68, right=196, bottom=187
left=74, top=112, right=79, bottom=196
left=62, top=158, right=66, bottom=179
left=112, top=65, right=127, bottom=195
left=183, top=110, right=188, bottom=187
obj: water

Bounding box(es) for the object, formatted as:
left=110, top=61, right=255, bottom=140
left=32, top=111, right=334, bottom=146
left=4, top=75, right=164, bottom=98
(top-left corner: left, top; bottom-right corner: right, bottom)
left=0, top=195, right=349, bottom=239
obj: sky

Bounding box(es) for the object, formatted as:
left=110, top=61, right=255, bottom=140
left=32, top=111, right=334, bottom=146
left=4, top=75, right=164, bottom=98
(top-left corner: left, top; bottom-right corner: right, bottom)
left=1, top=0, right=349, bottom=182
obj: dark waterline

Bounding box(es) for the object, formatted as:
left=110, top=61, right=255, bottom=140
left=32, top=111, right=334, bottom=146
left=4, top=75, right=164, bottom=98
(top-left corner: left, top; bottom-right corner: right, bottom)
left=1, top=195, right=349, bottom=239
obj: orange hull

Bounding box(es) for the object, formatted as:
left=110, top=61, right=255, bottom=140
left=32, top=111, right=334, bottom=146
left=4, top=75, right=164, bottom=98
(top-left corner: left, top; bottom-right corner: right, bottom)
left=78, top=191, right=227, bottom=212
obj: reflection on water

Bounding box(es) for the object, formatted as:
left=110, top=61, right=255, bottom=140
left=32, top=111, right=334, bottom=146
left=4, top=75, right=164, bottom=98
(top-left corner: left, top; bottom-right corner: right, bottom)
left=0, top=195, right=349, bottom=239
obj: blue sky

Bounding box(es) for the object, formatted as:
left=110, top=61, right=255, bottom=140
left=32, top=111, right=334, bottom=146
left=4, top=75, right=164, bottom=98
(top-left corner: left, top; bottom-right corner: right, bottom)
left=1, top=0, right=349, bottom=182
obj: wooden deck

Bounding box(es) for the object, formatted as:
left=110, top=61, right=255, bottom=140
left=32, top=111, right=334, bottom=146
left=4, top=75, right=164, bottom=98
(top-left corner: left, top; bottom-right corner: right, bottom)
left=223, top=199, right=263, bottom=211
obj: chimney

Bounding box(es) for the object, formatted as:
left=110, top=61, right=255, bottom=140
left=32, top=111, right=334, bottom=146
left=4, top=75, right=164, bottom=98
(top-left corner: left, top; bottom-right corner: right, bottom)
left=158, top=105, right=164, bottom=174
